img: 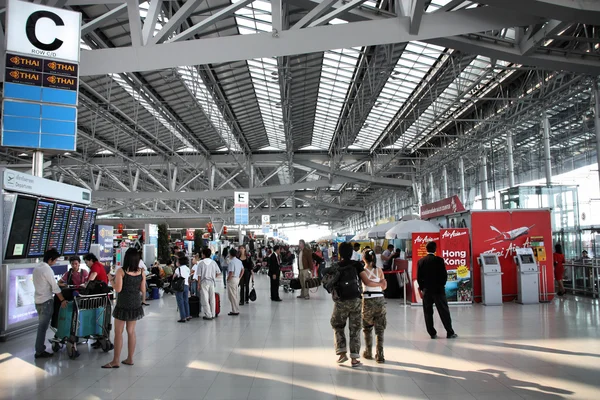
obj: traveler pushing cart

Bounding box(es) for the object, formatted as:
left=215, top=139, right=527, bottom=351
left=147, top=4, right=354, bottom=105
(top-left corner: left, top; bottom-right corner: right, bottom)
left=280, top=264, right=296, bottom=293
left=50, top=292, right=113, bottom=359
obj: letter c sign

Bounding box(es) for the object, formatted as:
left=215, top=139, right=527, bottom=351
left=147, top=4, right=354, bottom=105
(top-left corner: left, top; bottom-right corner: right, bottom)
left=25, top=10, right=64, bottom=51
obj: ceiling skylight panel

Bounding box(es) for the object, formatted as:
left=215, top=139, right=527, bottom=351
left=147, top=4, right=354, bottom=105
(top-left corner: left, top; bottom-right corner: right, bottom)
left=109, top=73, right=197, bottom=151
left=312, top=48, right=361, bottom=149
left=354, top=41, right=443, bottom=149
left=176, top=66, right=241, bottom=152
left=234, top=2, right=286, bottom=150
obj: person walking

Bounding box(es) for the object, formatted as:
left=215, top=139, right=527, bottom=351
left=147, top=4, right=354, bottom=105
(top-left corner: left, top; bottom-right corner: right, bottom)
left=328, top=242, right=386, bottom=367
left=269, top=245, right=282, bottom=302
left=173, top=255, right=191, bottom=322
left=103, top=248, right=145, bottom=368
left=361, top=249, right=387, bottom=363
left=220, top=247, right=230, bottom=288
left=33, top=248, right=68, bottom=359
left=238, top=246, right=254, bottom=306
left=554, top=243, right=566, bottom=297
left=417, top=241, right=457, bottom=339
left=227, top=248, right=244, bottom=316
left=297, top=239, right=313, bottom=300
left=198, top=248, right=220, bottom=320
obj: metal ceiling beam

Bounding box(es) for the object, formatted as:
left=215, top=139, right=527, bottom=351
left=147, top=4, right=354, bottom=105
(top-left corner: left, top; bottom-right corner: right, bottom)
left=428, top=36, right=600, bottom=74
left=77, top=7, right=543, bottom=76
left=477, top=0, right=600, bottom=25
left=290, top=0, right=338, bottom=30
left=518, top=20, right=570, bottom=56
left=80, top=3, right=128, bottom=35
left=294, top=160, right=412, bottom=187
left=399, top=0, right=426, bottom=35
left=93, top=178, right=348, bottom=201
left=308, top=0, right=370, bottom=27
left=148, top=0, right=205, bottom=45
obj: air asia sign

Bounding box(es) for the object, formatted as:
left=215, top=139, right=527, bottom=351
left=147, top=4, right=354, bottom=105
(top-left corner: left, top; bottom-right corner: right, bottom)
left=421, top=195, right=465, bottom=219
left=6, top=0, right=81, bottom=62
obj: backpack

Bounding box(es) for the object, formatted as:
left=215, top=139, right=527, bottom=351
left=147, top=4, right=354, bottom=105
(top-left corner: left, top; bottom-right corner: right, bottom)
left=323, top=261, right=361, bottom=301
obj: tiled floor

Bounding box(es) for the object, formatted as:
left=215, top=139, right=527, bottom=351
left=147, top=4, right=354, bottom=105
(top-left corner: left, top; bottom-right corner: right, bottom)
left=1, top=275, right=599, bottom=400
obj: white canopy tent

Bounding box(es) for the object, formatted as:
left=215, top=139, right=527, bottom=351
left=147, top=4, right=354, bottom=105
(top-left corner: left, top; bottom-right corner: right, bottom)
left=351, top=228, right=371, bottom=241
left=385, top=220, right=440, bottom=240
left=367, top=221, right=401, bottom=239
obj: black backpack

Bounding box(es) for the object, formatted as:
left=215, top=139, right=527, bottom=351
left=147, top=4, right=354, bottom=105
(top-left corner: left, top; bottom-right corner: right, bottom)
left=323, top=261, right=361, bottom=301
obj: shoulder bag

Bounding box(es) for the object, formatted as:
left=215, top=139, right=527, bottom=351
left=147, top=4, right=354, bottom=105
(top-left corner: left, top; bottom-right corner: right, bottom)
left=172, top=267, right=186, bottom=292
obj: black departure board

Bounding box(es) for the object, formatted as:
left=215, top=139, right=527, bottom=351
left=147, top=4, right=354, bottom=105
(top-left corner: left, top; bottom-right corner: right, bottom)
left=63, top=205, right=85, bottom=255
left=76, top=208, right=97, bottom=255
left=47, top=202, right=71, bottom=254
left=5, top=196, right=37, bottom=260
left=27, top=200, right=56, bottom=257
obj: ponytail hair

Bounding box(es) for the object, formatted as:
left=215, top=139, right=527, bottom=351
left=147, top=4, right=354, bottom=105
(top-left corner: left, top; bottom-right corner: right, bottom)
left=363, top=249, right=377, bottom=267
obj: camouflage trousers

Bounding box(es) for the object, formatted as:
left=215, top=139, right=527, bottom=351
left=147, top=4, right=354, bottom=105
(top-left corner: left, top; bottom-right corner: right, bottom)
left=331, top=299, right=362, bottom=359
left=362, top=297, right=387, bottom=360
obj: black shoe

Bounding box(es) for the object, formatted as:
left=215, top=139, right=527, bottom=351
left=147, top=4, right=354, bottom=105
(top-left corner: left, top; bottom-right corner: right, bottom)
left=34, top=351, right=54, bottom=359
left=239, top=302, right=244, bottom=306
left=447, top=333, right=458, bottom=339
left=228, top=312, right=240, bottom=316
left=430, top=335, right=438, bottom=339
left=203, top=317, right=212, bottom=320
left=272, top=298, right=282, bottom=302
left=246, top=301, right=249, bottom=304
left=177, top=319, right=186, bottom=323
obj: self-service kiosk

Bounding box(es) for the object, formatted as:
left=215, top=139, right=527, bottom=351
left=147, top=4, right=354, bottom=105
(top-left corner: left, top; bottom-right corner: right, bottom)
left=479, top=253, right=503, bottom=306
left=515, top=248, right=539, bottom=304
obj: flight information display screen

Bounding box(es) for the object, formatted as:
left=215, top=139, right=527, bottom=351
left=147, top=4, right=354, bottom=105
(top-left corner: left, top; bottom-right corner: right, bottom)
left=63, top=205, right=85, bottom=255
left=76, top=207, right=97, bottom=255
left=27, top=200, right=55, bottom=257
left=47, top=202, right=71, bottom=254
left=5, top=196, right=37, bottom=260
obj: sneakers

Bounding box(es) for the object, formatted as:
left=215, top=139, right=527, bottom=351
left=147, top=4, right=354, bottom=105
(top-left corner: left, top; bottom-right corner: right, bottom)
left=337, top=354, right=349, bottom=364
left=430, top=334, right=438, bottom=339
left=34, top=351, right=54, bottom=359
left=447, top=333, right=458, bottom=339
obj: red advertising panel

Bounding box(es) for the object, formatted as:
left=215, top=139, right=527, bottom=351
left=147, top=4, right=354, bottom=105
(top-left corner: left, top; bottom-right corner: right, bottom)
left=439, top=228, right=472, bottom=303
left=185, top=228, right=195, bottom=241
left=411, top=232, right=440, bottom=303
left=421, top=195, right=466, bottom=219
left=471, top=210, right=553, bottom=302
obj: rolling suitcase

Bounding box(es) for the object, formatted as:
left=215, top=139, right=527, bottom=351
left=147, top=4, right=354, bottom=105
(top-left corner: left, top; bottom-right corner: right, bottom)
left=214, top=293, right=220, bottom=317
left=189, top=295, right=200, bottom=318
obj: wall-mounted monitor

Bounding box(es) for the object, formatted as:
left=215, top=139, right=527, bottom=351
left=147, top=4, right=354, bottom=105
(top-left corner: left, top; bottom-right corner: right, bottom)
left=63, top=205, right=85, bottom=255
left=482, top=255, right=499, bottom=265
left=47, top=202, right=71, bottom=254
left=76, top=207, right=97, bottom=255
left=27, top=199, right=55, bottom=257
left=520, top=254, right=535, bottom=264
left=4, top=195, right=37, bottom=260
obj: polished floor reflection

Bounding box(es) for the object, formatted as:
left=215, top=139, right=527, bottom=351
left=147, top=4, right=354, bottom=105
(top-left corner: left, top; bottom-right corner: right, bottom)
left=1, top=276, right=599, bottom=400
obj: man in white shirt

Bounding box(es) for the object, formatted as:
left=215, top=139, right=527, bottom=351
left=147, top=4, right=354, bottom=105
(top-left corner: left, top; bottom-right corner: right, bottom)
left=227, top=248, right=244, bottom=316
left=33, top=248, right=67, bottom=358
left=198, top=248, right=221, bottom=320
left=351, top=243, right=362, bottom=262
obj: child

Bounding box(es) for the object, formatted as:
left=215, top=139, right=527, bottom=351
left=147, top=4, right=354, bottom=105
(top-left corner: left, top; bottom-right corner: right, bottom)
left=362, top=249, right=387, bottom=363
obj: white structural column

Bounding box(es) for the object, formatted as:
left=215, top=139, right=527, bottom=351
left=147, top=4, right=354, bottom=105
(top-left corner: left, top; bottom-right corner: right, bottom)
left=542, top=112, right=552, bottom=186
left=442, top=166, right=448, bottom=199
left=459, top=157, right=466, bottom=205
left=480, top=154, right=489, bottom=210
left=507, top=131, right=516, bottom=187
left=595, top=80, right=600, bottom=195
left=429, top=173, right=435, bottom=203
left=32, top=151, right=44, bottom=178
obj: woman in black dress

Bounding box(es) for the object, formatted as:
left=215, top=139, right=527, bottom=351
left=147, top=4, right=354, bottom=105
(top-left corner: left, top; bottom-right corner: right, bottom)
left=102, top=248, right=145, bottom=368
left=238, top=245, right=254, bottom=305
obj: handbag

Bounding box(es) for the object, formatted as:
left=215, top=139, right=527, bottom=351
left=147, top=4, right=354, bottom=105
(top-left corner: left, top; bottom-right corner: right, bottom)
left=172, top=267, right=186, bottom=293
left=306, top=277, right=321, bottom=289
left=249, top=281, right=257, bottom=302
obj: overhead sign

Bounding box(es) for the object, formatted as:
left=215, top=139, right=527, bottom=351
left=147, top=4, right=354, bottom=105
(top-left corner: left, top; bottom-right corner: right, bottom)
left=234, top=191, right=249, bottom=225
left=420, top=195, right=466, bottom=219
left=5, top=0, right=82, bottom=62
left=95, top=225, right=114, bottom=264
left=2, top=168, right=91, bottom=204
left=261, top=215, right=270, bottom=225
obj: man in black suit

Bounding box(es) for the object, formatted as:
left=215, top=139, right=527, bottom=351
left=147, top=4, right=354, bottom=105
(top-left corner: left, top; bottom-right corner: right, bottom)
left=269, top=245, right=282, bottom=302
left=417, top=241, right=457, bottom=339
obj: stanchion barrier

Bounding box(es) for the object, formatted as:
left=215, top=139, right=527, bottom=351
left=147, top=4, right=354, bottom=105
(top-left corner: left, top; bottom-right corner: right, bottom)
left=382, top=269, right=408, bottom=307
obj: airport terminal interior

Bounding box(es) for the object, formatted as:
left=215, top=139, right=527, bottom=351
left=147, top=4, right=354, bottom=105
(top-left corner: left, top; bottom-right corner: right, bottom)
left=1, top=0, right=600, bottom=399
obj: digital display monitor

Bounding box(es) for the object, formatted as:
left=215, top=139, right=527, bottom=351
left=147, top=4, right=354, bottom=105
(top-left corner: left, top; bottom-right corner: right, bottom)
left=76, top=207, right=97, bottom=255
left=5, top=196, right=37, bottom=259
left=482, top=255, right=498, bottom=265
left=27, top=200, right=55, bottom=257
left=63, top=205, right=85, bottom=255
left=520, top=254, right=535, bottom=264
left=47, top=202, right=71, bottom=254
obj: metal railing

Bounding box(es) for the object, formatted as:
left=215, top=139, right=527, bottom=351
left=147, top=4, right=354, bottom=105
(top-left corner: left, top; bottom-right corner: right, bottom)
left=564, top=260, right=600, bottom=298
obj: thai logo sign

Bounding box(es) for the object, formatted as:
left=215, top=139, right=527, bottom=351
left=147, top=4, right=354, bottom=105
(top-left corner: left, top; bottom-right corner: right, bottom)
left=420, top=195, right=465, bottom=219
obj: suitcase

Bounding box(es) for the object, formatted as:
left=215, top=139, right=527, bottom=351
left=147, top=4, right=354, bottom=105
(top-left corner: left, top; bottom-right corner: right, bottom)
left=214, top=293, right=220, bottom=317
left=56, top=302, right=104, bottom=339
left=189, top=295, right=200, bottom=318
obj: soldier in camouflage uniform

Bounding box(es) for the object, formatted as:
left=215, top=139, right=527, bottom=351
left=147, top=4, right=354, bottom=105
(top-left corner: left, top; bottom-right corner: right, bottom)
left=329, top=242, right=385, bottom=367
left=361, top=250, right=387, bottom=363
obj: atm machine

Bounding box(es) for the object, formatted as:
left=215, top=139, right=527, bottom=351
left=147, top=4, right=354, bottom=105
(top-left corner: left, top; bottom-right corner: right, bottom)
left=479, top=253, right=503, bottom=306
left=515, top=248, right=539, bottom=304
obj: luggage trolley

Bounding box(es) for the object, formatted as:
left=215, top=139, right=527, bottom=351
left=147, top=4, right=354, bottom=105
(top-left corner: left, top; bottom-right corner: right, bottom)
left=50, top=293, right=113, bottom=359
left=280, top=264, right=296, bottom=293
